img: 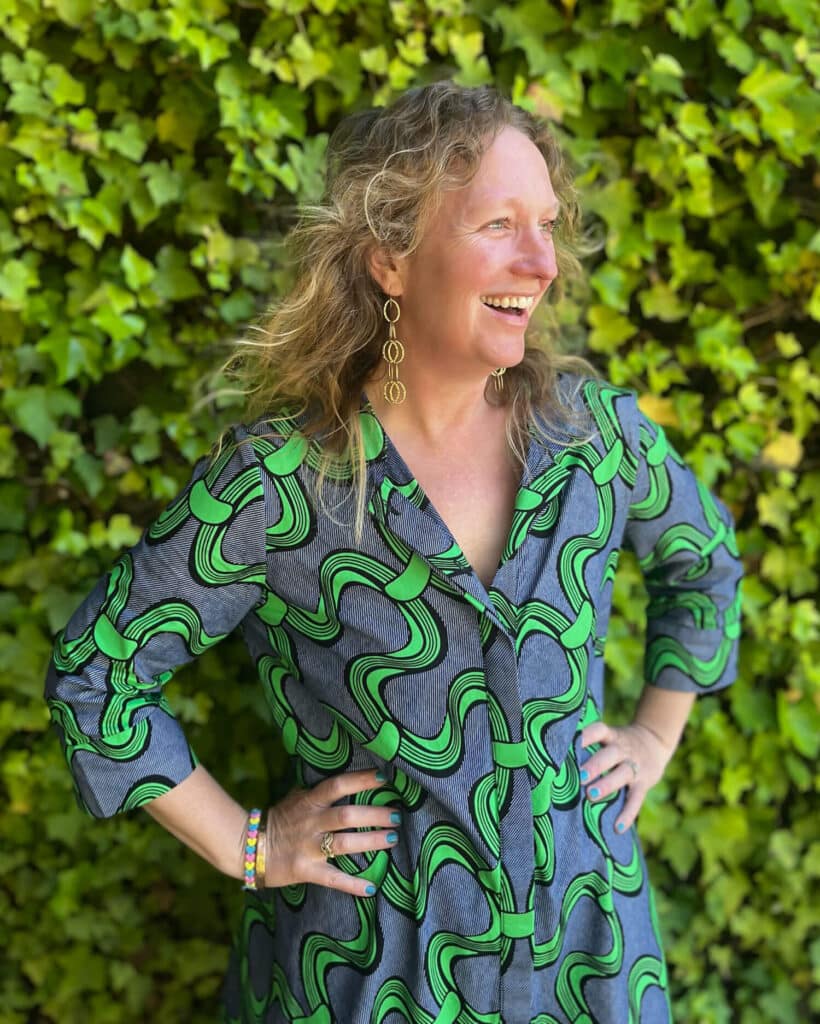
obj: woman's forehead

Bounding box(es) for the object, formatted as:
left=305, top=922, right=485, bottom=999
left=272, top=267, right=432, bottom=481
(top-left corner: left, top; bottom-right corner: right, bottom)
left=453, top=133, right=557, bottom=215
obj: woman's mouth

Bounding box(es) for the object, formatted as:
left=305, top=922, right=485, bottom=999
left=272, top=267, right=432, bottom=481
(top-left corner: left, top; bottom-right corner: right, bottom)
left=480, top=295, right=534, bottom=320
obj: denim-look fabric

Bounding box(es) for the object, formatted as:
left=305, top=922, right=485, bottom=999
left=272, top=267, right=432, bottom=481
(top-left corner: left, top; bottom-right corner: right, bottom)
left=45, top=378, right=743, bottom=1023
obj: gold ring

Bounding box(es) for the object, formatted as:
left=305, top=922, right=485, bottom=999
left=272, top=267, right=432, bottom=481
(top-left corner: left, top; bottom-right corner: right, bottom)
left=320, top=831, right=335, bottom=858
left=627, top=759, right=639, bottom=779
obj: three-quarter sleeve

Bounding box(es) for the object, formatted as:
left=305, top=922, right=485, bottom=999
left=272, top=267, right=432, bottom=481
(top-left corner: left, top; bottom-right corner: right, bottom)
left=44, top=428, right=268, bottom=818
left=624, top=400, right=743, bottom=694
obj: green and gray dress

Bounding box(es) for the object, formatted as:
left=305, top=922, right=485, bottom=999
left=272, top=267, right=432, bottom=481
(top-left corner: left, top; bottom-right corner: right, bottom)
left=45, top=378, right=742, bottom=1023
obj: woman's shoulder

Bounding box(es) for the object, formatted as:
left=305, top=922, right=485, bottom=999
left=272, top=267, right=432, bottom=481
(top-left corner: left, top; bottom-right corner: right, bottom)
left=545, top=371, right=641, bottom=440
left=555, top=371, right=636, bottom=410
left=233, top=410, right=309, bottom=450
left=242, top=408, right=307, bottom=440
left=201, top=413, right=309, bottom=481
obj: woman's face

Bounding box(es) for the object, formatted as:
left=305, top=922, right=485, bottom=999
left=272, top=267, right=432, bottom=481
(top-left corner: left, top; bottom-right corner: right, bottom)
left=376, top=126, right=560, bottom=383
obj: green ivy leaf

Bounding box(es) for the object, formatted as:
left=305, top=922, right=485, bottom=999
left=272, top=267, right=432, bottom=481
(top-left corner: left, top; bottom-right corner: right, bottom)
left=360, top=45, right=389, bottom=74
left=153, top=246, right=203, bottom=302
left=777, top=692, right=820, bottom=757
left=740, top=62, right=803, bottom=106
left=36, top=323, right=104, bottom=384
left=590, top=262, right=638, bottom=312
left=492, top=0, right=566, bottom=74
left=0, top=254, right=40, bottom=308
left=102, top=114, right=152, bottom=162
left=142, top=160, right=184, bottom=207
left=53, top=0, right=96, bottom=27
left=586, top=305, right=638, bottom=351
left=42, top=63, right=85, bottom=106
left=0, top=482, right=27, bottom=533
left=120, top=245, right=156, bottom=290
left=638, top=282, right=689, bottom=322
left=2, top=387, right=81, bottom=446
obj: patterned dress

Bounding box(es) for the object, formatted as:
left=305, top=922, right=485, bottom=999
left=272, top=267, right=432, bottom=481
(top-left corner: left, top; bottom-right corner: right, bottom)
left=45, top=379, right=742, bottom=1023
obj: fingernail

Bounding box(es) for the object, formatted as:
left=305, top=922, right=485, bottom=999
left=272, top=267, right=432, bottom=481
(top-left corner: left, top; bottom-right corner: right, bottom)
left=386, top=831, right=398, bottom=843
left=390, top=811, right=402, bottom=825
left=374, top=770, right=387, bottom=782
left=616, top=822, right=625, bottom=832
left=365, top=884, right=376, bottom=895
left=589, top=787, right=600, bottom=799
left=580, top=769, right=589, bottom=782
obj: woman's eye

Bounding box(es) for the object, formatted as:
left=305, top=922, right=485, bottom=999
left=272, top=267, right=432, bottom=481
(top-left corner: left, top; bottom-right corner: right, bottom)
left=487, top=219, right=508, bottom=230
left=541, top=219, right=559, bottom=235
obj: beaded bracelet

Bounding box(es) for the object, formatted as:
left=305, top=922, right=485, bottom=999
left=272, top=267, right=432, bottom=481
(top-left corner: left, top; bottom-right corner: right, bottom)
left=242, top=808, right=262, bottom=890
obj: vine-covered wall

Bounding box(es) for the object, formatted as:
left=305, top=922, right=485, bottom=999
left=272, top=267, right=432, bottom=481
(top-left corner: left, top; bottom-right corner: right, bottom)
left=1, top=1, right=817, bottom=1020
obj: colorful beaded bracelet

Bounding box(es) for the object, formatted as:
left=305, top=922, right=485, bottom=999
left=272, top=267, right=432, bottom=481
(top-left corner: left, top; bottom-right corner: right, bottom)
left=242, top=807, right=262, bottom=891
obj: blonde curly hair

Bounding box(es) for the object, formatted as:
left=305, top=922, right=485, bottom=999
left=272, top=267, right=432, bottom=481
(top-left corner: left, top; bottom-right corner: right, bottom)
left=222, top=80, right=597, bottom=528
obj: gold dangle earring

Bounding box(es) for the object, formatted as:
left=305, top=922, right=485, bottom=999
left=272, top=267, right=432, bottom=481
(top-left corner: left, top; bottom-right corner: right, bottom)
left=382, top=297, right=406, bottom=405
left=490, top=367, right=506, bottom=393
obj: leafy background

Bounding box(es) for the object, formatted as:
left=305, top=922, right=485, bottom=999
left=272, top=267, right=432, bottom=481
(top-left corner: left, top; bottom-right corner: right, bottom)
left=1, top=1, right=818, bottom=1021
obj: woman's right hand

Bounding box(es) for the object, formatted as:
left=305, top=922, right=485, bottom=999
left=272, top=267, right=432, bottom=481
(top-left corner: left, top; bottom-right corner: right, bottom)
left=261, top=769, right=400, bottom=897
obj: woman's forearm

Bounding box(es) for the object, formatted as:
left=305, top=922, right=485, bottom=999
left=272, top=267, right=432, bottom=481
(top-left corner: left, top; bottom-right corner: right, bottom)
left=631, top=684, right=696, bottom=758
left=142, top=764, right=249, bottom=880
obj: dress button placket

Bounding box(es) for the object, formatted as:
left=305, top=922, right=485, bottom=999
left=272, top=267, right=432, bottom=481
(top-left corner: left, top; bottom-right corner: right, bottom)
left=485, top=630, right=536, bottom=1020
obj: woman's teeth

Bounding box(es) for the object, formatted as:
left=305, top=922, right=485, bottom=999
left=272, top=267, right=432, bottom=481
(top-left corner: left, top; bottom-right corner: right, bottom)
left=480, top=295, right=534, bottom=310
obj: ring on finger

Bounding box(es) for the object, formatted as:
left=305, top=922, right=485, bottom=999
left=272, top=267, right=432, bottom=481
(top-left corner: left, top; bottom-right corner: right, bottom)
left=627, top=759, right=639, bottom=779
left=320, top=831, right=336, bottom=859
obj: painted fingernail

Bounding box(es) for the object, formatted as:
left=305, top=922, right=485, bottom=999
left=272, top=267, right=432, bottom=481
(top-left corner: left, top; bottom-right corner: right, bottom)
left=390, top=811, right=402, bottom=825
left=616, top=822, right=625, bottom=832
left=386, top=831, right=398, bottom=844
left=365, top=884, right=376, bottom=895
left=589, top=787, right=600, bottom=799
left=374, top=770, right=387, bottom=782
left=580, top=769, right=589, bottom=782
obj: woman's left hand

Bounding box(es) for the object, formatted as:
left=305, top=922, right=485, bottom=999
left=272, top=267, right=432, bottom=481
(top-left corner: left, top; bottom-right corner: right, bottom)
left=578, top=720, right=674, bottom=835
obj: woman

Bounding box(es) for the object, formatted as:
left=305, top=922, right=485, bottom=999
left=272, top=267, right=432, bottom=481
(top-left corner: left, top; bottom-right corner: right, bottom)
left=45, top=82, right=742, bottom=1022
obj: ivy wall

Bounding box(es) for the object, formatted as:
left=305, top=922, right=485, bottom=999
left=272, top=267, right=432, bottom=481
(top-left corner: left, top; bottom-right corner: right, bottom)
left=1, top=1, right=817, bottom=1021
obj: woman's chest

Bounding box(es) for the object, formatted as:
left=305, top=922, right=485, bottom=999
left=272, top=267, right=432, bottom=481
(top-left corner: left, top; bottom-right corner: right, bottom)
left=378, top=432, right=518, bottom=589
left=398, top=448, right=521, bottom=590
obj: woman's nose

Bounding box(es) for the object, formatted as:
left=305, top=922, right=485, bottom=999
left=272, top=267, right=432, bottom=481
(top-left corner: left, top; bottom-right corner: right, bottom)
left=515, top=229, right=558, bottom=283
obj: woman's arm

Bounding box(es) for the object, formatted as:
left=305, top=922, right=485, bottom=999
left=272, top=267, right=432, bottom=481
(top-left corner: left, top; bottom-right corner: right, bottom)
left=578, top=393, right=743, bottom=833
left=44, top=431, right=270, bottom=819
left=143, top=764, right=248, bottom=880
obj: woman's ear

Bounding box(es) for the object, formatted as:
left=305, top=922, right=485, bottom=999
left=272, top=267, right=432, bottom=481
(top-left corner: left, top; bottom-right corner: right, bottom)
left=367, top=245, right=406, bottom=297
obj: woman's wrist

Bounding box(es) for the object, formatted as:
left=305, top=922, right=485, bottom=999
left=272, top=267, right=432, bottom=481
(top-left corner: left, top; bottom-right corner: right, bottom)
left=631, top=685, right=696, bottom=758
left=240, top=807, right=270, bottom=890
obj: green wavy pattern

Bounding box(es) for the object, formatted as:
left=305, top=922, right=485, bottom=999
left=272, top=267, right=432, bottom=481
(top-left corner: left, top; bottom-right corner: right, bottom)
left=49, top=386, right=739, bottom=1022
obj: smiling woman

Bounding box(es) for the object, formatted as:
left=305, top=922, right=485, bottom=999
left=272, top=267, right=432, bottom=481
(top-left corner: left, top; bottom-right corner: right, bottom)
left=44, top=81, right=743, bottom=1024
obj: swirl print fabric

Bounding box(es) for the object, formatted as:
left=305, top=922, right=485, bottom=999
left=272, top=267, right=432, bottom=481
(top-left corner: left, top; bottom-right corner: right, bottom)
left=45, top=379, right=742, bottom=1023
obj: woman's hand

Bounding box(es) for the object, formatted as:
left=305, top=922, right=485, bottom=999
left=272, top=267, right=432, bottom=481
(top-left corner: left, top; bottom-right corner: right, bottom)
left=261, top=769, right=400, bottom=897
left=578, top=720, right=675, bottom=834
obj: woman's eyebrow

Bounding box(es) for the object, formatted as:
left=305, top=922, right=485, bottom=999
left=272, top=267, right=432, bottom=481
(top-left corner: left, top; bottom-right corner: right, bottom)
left=468, top=194, right=561, bottom=218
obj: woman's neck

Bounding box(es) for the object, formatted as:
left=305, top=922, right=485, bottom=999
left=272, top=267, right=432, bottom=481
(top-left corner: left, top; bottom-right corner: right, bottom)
left=364, top=369, right=504, bottom=451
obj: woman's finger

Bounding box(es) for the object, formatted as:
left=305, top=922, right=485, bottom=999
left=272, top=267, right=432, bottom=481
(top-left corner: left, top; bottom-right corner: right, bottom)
left=579, top=742, right=628, bottom=785
left=613, top=784, right=645, bottom=834
left=310, top=769, right=386, bottom=808
left=322, top=803, right=401, bottom=833
left=580, top=721, right=613, bottom=748
left=310, top=862, right=381, bottom=898
left=317, top=827, right=399, bottom=860
left=585, top=761, right=638, bottom=803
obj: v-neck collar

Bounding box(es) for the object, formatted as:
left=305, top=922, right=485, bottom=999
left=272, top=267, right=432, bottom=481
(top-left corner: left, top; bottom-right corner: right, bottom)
left=361, top=400, right=559, bottom=624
